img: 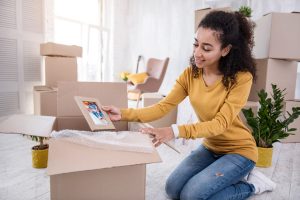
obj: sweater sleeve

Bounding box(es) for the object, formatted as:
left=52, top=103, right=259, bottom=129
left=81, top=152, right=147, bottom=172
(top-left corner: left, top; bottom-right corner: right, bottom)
left=121, top=68, right=190, bottom=122
left=178, top=72, right=253, bottom=139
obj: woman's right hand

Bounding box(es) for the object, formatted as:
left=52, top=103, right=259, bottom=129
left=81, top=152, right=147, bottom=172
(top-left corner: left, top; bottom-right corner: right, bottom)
left=102, top=105, right=121, bottom=121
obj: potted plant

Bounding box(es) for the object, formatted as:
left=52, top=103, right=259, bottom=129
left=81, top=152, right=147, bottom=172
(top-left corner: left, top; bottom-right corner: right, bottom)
left=242, top=84, right=300, bottom=167
left=239, top=6, right=252, bottom=18
left=28, top=135, right=49, bottom=168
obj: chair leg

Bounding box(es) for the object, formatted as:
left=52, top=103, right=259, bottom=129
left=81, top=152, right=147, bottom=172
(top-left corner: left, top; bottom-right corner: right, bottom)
left=136, top=92, right=142, bottom=108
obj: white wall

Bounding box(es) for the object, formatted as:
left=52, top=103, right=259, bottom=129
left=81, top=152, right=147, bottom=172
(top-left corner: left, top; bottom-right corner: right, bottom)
left=110, top=0, right=204, bottom=95
left=0, top=0, right=45, bottom=116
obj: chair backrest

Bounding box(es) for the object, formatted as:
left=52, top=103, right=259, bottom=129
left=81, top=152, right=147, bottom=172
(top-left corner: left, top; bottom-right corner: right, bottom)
left=130, top=57, right=169, bottom=94
left=146, top=57, right=169, bottom=80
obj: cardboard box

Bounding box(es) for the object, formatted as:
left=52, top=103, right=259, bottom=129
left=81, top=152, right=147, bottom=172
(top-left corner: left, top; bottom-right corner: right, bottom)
left=48, top=138, right=161, bottom=200
left=47, top=82, right=161, bottom=199
left=33, top=86, right=57, bottom=117
left=253, top=12, right=300, bottom=60
left=45, top=57, right=77, bottom=87
left=141, top=93, right=177, bottom=128
left=40, top=42, right=82, bottom=57
left=248, top=59, right=297, bottom=101
left=195, top=7, right=232, bottom=32
left=239, top=101, right=259, bottom=130
left=280, top=100, right=300, bottom=143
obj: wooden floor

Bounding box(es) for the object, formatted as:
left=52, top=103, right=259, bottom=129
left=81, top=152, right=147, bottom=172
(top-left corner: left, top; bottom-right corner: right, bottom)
left=0, top=133, right=299, bottom=200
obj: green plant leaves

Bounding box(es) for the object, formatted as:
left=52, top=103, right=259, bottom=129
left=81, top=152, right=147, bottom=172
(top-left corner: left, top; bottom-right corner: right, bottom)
left=239, top=6, right=252, bottom=18
left=242, top=84, right=300, bottom=147
left=23, top=134, right=48, bottom=149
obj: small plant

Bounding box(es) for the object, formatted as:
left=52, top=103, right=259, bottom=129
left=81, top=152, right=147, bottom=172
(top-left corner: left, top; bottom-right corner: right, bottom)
left=25, top=135, right=49, bottom=168
left=239, top=6, right=252, bottom=18
left=242, top=84, right=300, bottom=148
left=25, top=135, right=48, bottom=150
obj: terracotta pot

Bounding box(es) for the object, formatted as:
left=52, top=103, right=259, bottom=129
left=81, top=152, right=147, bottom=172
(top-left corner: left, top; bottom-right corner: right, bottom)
left=32, top=145, right=48, bottom=168
left=256, top=147, right=273, bottom=168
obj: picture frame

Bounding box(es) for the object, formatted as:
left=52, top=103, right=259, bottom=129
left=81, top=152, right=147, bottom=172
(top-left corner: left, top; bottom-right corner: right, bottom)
left=74, top=96, right=116, bottom=131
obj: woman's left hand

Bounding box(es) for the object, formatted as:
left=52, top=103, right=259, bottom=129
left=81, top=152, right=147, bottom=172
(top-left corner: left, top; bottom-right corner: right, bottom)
left=140, top=127, right=175, bottom=147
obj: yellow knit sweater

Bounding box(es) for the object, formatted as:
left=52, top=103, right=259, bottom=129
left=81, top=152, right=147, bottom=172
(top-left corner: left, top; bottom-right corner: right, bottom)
left=121, top=66, right=258, bottom=162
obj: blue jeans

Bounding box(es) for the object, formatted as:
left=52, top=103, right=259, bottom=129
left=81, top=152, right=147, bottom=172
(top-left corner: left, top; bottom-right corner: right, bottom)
left=165, top=145, right=255, bottom=200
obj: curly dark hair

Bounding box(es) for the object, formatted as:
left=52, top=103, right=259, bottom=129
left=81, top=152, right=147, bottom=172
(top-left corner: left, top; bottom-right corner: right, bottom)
left=190, top=10, right=256, bottom=90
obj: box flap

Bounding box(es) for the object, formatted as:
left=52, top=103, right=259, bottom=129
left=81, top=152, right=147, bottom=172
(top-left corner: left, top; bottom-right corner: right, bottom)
left=0, top=114, right=56, bottom=137
left=34, top=85, right=57, bottom=91
left=47, top=138, right=162, bottom=175
left=57, top=82, right=127, bottom=117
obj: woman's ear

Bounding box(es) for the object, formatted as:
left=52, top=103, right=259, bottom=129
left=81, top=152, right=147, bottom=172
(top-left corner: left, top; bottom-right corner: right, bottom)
left=221, top=44, right=232, bottom=57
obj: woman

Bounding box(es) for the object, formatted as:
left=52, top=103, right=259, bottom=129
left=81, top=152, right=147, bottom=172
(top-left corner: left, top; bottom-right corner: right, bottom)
left=103, top=11, right=276, bottom=200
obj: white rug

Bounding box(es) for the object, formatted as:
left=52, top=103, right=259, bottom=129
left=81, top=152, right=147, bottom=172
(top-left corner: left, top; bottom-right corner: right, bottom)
left=146, top=138, right=202, bottom=200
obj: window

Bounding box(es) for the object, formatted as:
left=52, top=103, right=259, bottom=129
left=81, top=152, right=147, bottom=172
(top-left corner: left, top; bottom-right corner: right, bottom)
left=53, top=0, right=107, bottom=81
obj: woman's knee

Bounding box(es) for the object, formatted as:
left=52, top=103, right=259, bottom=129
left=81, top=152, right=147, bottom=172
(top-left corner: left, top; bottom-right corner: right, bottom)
left=165, top=176, right=181, bottom=199
left=180, top=190, right=207, bottom=200
left=180, top=184, right=209, bottom=200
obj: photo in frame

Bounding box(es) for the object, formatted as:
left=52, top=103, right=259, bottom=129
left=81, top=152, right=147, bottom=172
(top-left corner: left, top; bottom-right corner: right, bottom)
left=74, top=96, right=116, bottom=131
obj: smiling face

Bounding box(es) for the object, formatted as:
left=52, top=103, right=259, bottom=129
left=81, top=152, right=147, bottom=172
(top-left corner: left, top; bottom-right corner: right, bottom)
left=193, top=27, right=231, bottom=73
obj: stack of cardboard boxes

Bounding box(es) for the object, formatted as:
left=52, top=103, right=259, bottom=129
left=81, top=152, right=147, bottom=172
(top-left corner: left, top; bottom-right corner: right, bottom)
left=34, top=42, right=82, bottom=117
left=251, top=12, right=300, bottom=142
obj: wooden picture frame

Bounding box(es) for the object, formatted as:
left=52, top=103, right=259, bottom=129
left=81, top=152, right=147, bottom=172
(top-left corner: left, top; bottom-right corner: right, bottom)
left=74, top=96, right=115, bottom=131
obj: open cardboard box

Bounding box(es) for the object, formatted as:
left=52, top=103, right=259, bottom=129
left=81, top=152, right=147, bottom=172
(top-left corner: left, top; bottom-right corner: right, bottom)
left=47, top=81, right=162, bottom=200
left=48, top=124, right=161, bottom=200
